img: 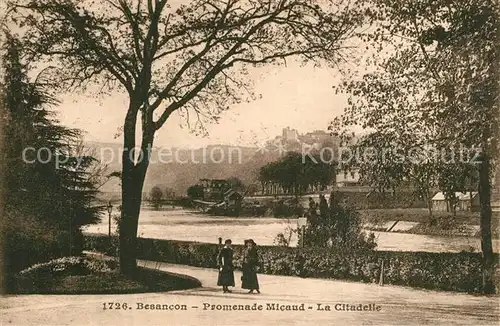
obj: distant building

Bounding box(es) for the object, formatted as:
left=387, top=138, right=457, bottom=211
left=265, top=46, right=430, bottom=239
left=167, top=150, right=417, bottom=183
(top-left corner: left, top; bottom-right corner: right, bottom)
left=299, top=130, right=330, bottom=144
left=224, top=189, right=244, bottom=205
left=431, top=192, right=479, bottom=212
left=282, top=127, right=299, bottom=143
left=336, top=170, right=361, bottom=187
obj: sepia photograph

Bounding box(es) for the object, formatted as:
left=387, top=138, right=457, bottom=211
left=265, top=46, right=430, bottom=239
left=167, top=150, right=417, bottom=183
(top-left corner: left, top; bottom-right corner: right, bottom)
left=0, top=0, right=499, bottom=325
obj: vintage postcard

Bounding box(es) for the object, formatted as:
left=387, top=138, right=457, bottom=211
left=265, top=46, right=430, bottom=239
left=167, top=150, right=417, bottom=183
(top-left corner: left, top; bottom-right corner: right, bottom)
left=1, top=0, right=499, bottom=325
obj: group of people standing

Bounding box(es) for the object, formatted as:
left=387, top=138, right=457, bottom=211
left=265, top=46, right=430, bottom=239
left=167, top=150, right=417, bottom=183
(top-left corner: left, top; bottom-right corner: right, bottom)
left=308, top=194, right=333, bottom=225
left=216, top=239, right=260, bottom=294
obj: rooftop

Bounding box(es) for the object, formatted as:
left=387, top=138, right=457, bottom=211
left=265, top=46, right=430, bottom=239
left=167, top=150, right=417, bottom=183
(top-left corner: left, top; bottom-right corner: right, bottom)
left=431, top=192, right=478, bottom=201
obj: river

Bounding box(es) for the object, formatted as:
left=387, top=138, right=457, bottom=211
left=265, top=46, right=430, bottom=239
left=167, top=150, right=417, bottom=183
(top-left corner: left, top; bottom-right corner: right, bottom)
left=83, top=208, right=500, bottom=253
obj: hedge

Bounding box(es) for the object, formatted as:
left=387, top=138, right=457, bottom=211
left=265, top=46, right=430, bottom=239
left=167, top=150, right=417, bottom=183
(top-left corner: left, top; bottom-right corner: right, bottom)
left=84, top=235, right=499, bottom=294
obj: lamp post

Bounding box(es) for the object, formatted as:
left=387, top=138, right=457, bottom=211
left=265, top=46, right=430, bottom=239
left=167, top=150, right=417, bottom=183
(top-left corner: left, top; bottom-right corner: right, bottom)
left=106, top=201, right=113, bottom=240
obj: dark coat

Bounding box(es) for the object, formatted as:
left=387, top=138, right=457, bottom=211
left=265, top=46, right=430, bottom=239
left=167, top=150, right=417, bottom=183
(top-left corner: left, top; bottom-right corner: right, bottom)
left=241, top=246, right=259, bottom=290
left=319, top=195, right=329, bottom=219
left=217, top=246, right=235, bottom=286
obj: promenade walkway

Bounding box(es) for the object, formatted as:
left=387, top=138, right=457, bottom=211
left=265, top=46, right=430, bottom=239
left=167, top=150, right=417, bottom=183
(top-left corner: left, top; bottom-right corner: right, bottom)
left=1, top=256, right=499, bottom=325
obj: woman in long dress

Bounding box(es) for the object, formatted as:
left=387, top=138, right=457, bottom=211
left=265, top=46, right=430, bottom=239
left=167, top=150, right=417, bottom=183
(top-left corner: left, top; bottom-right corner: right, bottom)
left=241, top=239, right=260, bottom=294
left=217, top=239, right=235, bottom=293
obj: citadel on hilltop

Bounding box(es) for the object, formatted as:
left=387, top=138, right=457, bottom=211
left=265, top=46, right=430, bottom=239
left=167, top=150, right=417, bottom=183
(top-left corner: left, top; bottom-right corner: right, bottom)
left=269, top=127, right=359, bottom=151
left=266, top=127, right=361, bottom=187
left=269, top=127, right=339, bottom=150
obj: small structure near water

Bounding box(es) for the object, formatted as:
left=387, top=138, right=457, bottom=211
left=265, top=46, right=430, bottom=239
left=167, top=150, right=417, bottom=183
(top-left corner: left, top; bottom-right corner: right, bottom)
left=195, top=189, right=246, bottom=216
left=223, top=189, right=243, bottom=206
left=431, top=192, right=479, bottom=212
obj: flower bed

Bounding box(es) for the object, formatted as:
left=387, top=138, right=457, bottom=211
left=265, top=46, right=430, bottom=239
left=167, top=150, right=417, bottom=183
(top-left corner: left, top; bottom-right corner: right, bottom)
left=8, top=255, right=201, bottom=294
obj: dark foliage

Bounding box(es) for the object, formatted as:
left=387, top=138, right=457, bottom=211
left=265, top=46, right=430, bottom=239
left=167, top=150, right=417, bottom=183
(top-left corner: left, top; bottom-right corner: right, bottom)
left=2, top=35, right=102, bottom=275
left=187, top=184, right=204, bottom=199
left=7, top=256, right=200, bottom=294
left=259, top=152, right=336, bottom=196
left=149, top=186, right=163, bottom=210
left=300, top=195, right=377, bottom=251
left=272, top=198, right=304, bottom=217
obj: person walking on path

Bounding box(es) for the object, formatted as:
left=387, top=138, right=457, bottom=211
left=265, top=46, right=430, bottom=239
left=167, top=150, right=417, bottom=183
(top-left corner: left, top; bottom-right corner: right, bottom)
left=241, top=239, right=260, bottom=294
left=217, top=239, right=235, bottom=293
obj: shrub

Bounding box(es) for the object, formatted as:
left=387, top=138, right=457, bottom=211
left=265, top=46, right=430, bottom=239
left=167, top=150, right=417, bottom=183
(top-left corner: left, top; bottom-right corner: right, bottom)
left=274, top=233, right=290, bottom=247
left=3, top=211, right=67, bottom=274
left=301, top=199, right=377, bottom=252
left=272, top=200, right=302, bottom=217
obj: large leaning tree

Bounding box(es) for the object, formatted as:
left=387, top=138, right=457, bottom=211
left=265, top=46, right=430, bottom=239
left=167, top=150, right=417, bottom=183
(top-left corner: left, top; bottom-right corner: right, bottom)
left=7, top=0, right=364, bottom=274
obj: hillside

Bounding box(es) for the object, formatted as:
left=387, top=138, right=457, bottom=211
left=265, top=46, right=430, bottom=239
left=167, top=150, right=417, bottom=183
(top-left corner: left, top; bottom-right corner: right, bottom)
left=85, top=127, right=341, bottom=196
left=85, top=141, right=280, bottom=196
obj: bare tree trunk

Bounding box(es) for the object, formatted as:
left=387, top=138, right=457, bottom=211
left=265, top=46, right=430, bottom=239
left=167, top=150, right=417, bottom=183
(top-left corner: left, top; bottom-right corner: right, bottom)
left=478, top=153, right=495, bottom=294
left=427, top=196, right=433, bottom=217
left=470, top=191, right=473, bottom=211
left=119, top=164, right=144, bottom=275
left=119, top=103, right=153, bottom=275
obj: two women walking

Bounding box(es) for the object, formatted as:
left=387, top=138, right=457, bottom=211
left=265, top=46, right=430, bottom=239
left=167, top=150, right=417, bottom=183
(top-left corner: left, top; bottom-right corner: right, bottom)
left=217, top=238, right=260, bottom=294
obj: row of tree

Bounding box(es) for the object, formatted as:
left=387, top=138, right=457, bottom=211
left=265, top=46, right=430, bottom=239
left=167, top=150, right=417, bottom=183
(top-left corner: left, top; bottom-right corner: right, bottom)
left=343, top=132, right=479, bottom=216
left=259, top=152, right=336, bottom=196
left=331, top=0, right=498, bottom=293
left=148, top=186, right=176, bottom=209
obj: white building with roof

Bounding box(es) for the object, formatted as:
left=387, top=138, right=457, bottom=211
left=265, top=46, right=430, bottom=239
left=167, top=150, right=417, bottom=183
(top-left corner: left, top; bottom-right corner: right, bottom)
left=431, top=191, right=479, bottom=212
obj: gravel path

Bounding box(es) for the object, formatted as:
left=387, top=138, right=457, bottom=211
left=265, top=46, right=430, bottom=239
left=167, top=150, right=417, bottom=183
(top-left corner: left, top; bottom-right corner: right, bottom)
left=2, top=257, right=499, bottom=325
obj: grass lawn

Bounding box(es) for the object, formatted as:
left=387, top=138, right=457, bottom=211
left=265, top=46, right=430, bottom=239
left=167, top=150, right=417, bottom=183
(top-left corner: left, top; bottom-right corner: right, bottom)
left=8, top=256, right=201, bottom=294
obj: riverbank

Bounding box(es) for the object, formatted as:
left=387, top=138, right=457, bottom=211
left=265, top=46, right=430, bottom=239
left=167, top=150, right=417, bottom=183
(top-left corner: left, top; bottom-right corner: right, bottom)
left=357, top=208, right=488, bottom=223
left=364, top=224, right=482, bottom=239
left=361, top=209, right=500, bottom=239
left=162, top=206, right=500, bottom=240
